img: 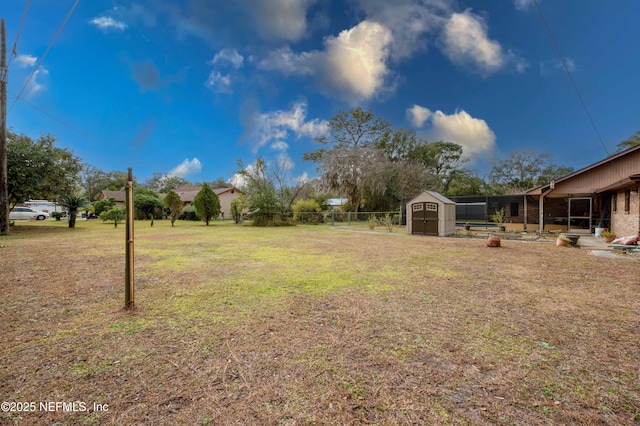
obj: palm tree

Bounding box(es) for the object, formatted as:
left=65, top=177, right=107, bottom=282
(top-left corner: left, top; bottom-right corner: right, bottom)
left=58, top=195, right=88, bottom=228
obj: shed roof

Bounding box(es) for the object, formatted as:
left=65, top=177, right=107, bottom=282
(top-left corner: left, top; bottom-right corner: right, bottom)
left=410, top=191, right=455, bottom=205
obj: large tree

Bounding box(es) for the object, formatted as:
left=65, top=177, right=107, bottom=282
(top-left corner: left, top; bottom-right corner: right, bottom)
left=80, top=165, right=132, bottom=201
left=7, top=130, right=82, bottom=207
left=193, top=183, right=221, bottom=225
left=446, top=169, right=488, bottom=196
left=488, top=149, right=573, bottom=194
left=237, top=158, right=281, bottom=225
left=305, top=107, right=392, bottom=213
left=408, top=141, right=469, bottom=194
left=142, top=172, right=190, bottom=193
left=373, top=128, right=429, bottom=208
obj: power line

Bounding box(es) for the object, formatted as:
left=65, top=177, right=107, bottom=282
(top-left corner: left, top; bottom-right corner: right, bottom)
left=532, top=0, right=609, bottom=157
left=10, top=95, right=98, bottom=143
left=7, top=0, right=31, bottom=68
left=5, top=0, right=79, bottom=119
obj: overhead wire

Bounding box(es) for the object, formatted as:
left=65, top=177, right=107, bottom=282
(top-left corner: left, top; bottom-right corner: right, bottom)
left=7, top=0, right=31, bottom=68
left=532, top=0, right=609, bottom=156
left=3, top=1, right=156, bottom=176
left=5, top=0, right=79, bottom=119
left=10, top=95, right=99, bottom=143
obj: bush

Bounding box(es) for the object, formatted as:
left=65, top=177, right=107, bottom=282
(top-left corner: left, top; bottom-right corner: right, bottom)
left=179, top=206, right=199, bottom=221
left=292, top=199, right=323, bottom=224
left=100, top=207, right=125, bottom=228
left=249, top=213, right=295, bottom=227
left=51, top=211, right=65, bottom=221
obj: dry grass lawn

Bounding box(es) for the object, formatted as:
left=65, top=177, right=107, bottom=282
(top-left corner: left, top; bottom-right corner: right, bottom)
left=1, top=220, right=639, bottom=425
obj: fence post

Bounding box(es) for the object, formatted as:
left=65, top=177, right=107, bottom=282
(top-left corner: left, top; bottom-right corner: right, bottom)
left=125, top=168, right=134, bottom=309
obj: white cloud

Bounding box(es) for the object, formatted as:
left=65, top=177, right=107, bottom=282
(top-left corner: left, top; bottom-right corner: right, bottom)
left=242, top=0, right=315, bottom=41
left=27, top=68, right=49, bottom=96
left=540, top=57, right=576, bottom=76
left=296, top=171, right=309, bottom=185
left=440, top=9, right=526, bottom=75
left=321, top=21, right=393, bottom=101
left=259, top=20, right=393, bottom=103
left=351, top=0, right=449, bottom=61
left=276, top=153, right=294, bottom=171
left=270, top=141, right=289, bottom=151
left=211, top=48, right=244, bottom=69
left=248, top=101, right=328, bottom=153
left=407, top=104, right=433, bottom=127
left=89, top=16, right=128, bottom=32
left=205, top=71, right=232, bottom=93
left=15, top=54, right=37, bottom=68
left=259, top=46, right=316, bottom=75
left=514, top=0, right=535, bottom=11
left=407, top=105, right=496, bottom=158
left=168, top=158, right=202, bottom=177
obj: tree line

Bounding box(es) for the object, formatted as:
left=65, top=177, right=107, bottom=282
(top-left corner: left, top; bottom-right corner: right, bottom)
left=3, top=111, right=638, bottom=230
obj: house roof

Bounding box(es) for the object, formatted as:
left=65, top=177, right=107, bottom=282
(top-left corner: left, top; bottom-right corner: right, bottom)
left=170, top=186, right=244, bottom=203
left=98, top=187, right=244, bottom=204
left=98, top=190, right=126, bottom=202
left=326, top=198, right=348, bottom=206
left=524, top=144, right=640, bottom=196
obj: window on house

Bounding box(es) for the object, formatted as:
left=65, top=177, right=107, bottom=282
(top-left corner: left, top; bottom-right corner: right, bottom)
left=625, top=190, right=631, bottom=212
left=510, top=202, right=519, bottom=218
left=612, top=194, right=617, bottom=212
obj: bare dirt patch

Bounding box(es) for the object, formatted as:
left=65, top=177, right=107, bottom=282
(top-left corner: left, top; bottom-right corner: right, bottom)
left=1, top=221, right=638, bottom=425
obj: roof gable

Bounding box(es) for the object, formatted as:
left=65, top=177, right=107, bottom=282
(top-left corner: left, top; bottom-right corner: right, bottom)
left=409, top=191, right=455, bottom=205
left=98, top=190, right=126, bottom=202
left=525, top=144, right=640, bottom=195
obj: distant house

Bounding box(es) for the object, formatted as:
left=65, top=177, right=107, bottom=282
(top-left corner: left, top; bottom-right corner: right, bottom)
left=171, top=186, right=244, bottom=219
left=97, top=186, right=245, bottom=220
left=96, top=190, right=126, bottom=209
left=325, top=198, right=348, bottom=209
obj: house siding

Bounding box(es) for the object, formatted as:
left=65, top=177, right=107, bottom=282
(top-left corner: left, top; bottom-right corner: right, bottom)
left=552, top=149, right=640, bottom=195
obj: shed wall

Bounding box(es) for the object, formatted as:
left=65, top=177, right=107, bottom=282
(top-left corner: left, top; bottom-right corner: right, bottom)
left=406, top=192, right=455, bottom=237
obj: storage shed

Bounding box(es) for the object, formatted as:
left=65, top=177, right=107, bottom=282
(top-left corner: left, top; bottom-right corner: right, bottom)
left=406, top=191, right=456, bottom=236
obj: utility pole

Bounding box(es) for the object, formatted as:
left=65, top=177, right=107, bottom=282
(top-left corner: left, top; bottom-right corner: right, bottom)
left=0, top=19, right=9, bottom=235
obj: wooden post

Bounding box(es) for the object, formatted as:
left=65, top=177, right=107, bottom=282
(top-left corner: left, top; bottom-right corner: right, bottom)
left=125, top=168, right=134, bottom=308
left=0, top=19, right=9, bottom=235
left=523, top=195, right=527, bottom=232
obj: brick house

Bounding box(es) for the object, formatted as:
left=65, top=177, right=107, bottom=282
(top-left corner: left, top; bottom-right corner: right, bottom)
left=523, top=144, right=640, bottom=236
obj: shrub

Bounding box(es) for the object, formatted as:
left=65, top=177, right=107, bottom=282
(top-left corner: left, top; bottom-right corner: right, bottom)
left=100, top=207, right=125, bottom=228
left=382, top=213, right=397, bottom=232
left=367, top=214, right=377, bottom=230
left=292, top=199, right=323, bottom=224
left=179, top=206, right=199, bottom=221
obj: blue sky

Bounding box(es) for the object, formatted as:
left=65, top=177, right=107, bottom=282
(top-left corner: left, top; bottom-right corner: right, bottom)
left=4, top=0, right=640, bottom=186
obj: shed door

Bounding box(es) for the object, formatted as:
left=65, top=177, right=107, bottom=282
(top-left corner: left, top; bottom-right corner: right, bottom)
left=412, top=202, right=439, bottom=236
